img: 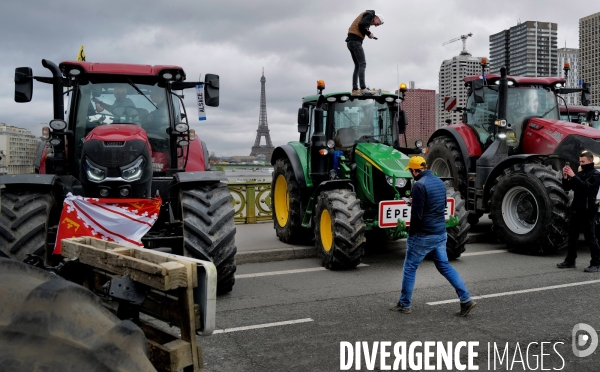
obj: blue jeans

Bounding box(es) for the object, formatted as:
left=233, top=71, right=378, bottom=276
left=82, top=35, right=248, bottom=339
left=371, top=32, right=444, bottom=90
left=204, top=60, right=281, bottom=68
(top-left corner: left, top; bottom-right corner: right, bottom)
left=347, top=40, right=366, bottom=90
left=399, top=233, right=472, bottom=308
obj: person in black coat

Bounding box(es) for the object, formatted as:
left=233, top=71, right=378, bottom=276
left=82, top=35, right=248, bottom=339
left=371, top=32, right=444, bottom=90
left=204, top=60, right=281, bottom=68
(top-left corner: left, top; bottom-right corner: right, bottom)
left=557, top=149, right=600, bottom=272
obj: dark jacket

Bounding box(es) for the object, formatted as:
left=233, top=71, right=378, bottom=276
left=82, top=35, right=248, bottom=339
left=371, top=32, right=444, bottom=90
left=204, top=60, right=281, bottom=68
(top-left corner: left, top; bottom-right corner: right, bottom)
left=346, top=10, right=375, bottom=42
left=409, top=170, right=447, bottom=236
left=562, top=162, right=600, bottom=215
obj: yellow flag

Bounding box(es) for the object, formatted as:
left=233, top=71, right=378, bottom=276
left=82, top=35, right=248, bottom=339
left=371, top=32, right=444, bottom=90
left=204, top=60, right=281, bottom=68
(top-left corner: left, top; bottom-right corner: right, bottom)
left=77, top=45, right=85, bottom=62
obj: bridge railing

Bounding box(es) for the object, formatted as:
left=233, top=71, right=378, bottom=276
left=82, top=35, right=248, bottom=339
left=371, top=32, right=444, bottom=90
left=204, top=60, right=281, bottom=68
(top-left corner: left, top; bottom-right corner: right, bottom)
left=228, top=181, right=272, bottom=224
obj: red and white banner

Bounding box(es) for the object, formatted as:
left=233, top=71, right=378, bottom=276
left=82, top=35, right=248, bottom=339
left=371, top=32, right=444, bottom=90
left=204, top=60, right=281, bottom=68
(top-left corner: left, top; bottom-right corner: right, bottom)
left=54, top=193, right=161, bottom=254
left=444, top=97, right=457, bottom=111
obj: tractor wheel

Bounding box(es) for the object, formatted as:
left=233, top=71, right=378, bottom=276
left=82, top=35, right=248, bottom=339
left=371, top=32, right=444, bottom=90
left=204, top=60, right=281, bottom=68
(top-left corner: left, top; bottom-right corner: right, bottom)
left=0, top=188, right=58, bottom=261
left=446, top=186, right=470, bottom=259
left=467, top=212, right=483, bottom=226
left=272, top=158, right=310, bottom=243
left=314, top=190, right=366, bottom=269
left=489, top=163, right=569, bottom=254
left=0, top=258, right=155, bottom=372
left=427, top=136, right=468, bottom=197
left=181, top=182, right=237, bottom=295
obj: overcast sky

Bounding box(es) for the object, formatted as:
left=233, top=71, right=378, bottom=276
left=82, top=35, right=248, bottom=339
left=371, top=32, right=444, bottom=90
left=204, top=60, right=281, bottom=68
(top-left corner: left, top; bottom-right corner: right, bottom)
left=0, top=1, right=596, bottom=156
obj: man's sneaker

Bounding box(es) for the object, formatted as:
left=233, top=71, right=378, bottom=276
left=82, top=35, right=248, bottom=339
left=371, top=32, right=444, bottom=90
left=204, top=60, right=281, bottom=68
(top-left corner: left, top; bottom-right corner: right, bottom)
left=556, top=261, right=576, bottom=269
left=362, top=88, right=373, bottom=95
left=456, top=300, right=477, bottom=317
left=352, top=89, right=360, bottom=95
left=584, top=265, right=600, bottom=272
left=389, top=302, right=412, bottom=314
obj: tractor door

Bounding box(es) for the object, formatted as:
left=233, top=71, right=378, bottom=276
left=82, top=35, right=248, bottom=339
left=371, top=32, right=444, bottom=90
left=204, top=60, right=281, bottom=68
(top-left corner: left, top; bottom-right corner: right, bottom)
left=465, top=86, right=498, bottom=149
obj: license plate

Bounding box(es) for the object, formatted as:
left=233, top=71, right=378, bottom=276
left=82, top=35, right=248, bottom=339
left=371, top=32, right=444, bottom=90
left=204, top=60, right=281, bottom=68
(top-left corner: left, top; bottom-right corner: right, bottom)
left=378, top=198, right=455, bottom=228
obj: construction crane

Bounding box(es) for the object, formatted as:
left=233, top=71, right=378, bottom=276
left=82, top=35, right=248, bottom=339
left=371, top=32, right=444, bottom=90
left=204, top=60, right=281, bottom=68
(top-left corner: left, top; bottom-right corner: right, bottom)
left=443, top=33, right=473, bottom=55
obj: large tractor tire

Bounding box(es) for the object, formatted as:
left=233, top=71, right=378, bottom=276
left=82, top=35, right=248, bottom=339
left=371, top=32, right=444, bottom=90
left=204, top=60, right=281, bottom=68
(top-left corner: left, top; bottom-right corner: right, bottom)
left=0, top=188, right=57, bottom=261
left=182, top=182, right=237, bottom=295
left=271, top=158, right=310, bottom=243
left=0, top=258, right=155, bottom=372
left=489, top=163, right=569, bottom=254
left=427, top=136, right=468, bottom=197
left=446, top=186, right=470, bottom=259
left=314, top=190, right=366, bottom=269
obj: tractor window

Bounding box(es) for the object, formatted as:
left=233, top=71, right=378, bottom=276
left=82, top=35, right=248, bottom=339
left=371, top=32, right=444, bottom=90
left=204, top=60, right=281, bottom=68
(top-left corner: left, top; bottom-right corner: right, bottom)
left=74, top=83, right=172, bottom=170
left=466, top=87, right=498, bottom=146
left=306, top=105, right=327, bottom=143
left=505, top=87, right=558, bottom=147
left=331, top=99, right=394, bottom=147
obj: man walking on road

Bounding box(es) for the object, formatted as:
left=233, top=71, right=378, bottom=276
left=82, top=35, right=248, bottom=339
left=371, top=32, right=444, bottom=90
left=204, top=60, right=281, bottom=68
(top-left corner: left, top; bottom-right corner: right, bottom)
left=557, top=150, right=600, bottom=272
left=389, top=156, right=476, bottom=316
left=346, top=10, right=383, bottom=95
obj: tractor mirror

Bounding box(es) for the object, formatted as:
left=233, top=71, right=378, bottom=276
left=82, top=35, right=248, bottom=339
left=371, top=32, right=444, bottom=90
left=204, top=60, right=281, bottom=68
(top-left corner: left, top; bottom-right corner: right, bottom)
left=582, top=82, right=591, bottom=106
left=472, top=79, right=485, bottom=104
left=297, top=107, right=309, bottom=133
left=14, top=67, right=33, bottom=103
left=204, top=74, right=219, bottom=107
left=397, top=110, right=407, bottom=134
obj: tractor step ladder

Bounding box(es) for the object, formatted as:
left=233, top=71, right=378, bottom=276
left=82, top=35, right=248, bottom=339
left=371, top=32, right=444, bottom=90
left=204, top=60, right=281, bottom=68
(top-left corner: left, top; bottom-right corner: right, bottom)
left=61, top=237, right=217, bottom=372
left=466, top=173, right=477, bottom=212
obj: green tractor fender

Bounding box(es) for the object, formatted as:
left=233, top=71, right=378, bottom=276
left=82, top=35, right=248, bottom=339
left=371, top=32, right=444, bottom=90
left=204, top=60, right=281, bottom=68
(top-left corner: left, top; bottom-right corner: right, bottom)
left=271, top=145, right=310, bottom=190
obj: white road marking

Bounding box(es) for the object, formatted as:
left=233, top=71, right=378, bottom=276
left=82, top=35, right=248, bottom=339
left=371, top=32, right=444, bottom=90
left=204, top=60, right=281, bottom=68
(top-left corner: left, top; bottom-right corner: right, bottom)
left=236, top=263, right=369, bottom=279
left=461, top=249, right=507, bottom=257
left=427, top=279, right=600, bottom=305
left=213, top=318, right=314, bottom=334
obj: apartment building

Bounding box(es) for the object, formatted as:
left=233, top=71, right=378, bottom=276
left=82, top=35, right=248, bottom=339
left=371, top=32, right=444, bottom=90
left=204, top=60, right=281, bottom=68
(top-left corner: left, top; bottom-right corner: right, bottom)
left=580, top=12, right=600, bottom=106
left=438, top=53, right=488, bottom=126
left=400, top=87, right=436, bottom=147
left=0, top=123, right=39, bottom=175
left=557, top=47, right=580, bottom=105
left=489, top=21, right=558, bottom=77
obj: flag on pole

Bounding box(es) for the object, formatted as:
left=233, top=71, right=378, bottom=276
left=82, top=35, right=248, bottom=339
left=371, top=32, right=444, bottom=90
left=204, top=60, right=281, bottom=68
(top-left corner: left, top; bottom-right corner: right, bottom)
left=54, top=193, right=161, bottom=254
left=77, top=45, right=86, bottom=61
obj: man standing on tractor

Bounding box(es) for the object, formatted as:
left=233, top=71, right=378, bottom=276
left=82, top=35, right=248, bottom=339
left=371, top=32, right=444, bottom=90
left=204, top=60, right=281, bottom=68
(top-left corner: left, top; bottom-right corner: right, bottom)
left=389, top=156, right=477, bottom=316
left=557, top=150, right=600, bottom=272
left=345, top=10, right=383, bottom=95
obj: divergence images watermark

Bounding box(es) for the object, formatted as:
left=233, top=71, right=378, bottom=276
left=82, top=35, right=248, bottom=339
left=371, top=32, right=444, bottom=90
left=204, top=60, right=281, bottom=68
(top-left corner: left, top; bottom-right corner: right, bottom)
left=339, top=323, right=598, bottom=371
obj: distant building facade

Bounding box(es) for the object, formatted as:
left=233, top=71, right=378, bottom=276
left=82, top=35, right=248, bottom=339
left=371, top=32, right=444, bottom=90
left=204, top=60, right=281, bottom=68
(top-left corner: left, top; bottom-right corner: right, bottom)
left=438, top=53, right=487, bottom=126
left=0, top=123, right=39, bottom=175
left=489, top=21, right=558, bottom=77
left=580, top=12, right=600, bottom=106
left=557, top=47, right=580, bottom=105
left=401, top=87, right=436, bottom=146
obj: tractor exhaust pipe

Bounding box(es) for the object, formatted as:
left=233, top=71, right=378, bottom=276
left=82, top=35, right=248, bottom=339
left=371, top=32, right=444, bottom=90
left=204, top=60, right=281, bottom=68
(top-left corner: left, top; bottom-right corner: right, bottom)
left=42, top=59, right=64, bottom=120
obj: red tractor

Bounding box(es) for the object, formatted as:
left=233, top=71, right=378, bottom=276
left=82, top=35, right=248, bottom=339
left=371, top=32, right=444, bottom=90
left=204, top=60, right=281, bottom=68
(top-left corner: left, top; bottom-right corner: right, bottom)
left=427, top=65, right=598, bottom=254
left=0, top=60, right=237, bottom=294
left=559, top=104, right=600, bottom=128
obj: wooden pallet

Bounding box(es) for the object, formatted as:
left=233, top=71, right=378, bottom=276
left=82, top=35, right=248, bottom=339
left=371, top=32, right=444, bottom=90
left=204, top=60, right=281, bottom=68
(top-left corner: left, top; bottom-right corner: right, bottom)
left=61, top=237, right=216, bottom=372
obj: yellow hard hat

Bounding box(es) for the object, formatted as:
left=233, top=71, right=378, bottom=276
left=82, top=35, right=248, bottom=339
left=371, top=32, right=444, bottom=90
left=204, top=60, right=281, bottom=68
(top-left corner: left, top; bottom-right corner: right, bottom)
left=405, top=156, right=427, bottom=170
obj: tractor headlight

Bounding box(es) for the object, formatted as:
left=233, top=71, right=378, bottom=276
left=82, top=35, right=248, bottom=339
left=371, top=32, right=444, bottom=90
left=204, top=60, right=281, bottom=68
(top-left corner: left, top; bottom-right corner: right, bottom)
left=593, top=155, right=600, bottom=167
left=386, top=176, right=407, bottom=188
left=121, top=157, right=145, bottom=181
left=85, top=159, right=106, bottom=182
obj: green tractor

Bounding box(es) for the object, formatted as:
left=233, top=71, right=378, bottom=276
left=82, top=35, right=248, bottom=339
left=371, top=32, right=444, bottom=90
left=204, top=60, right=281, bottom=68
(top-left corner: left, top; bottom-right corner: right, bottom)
left=270, top=81, right=470, bottom=269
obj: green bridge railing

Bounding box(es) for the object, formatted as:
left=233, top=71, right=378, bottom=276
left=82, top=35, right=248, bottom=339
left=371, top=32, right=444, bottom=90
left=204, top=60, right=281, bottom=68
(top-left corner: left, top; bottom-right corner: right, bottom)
left=228, top=181, right=272, bottom=224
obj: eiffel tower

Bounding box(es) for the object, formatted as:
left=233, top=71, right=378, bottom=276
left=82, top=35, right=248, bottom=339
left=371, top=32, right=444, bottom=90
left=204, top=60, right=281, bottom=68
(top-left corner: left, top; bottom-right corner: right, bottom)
left=250, top=68, right=274, bottom=160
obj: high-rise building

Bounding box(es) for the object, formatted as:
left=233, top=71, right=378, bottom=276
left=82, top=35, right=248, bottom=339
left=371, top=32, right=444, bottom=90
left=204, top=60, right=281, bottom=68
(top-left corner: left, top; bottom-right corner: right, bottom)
left=489, top=21, right=558, bottom=77
left=557, top=47, right=580, bottom=105
left=438, top=53, right=487, bottom=126
left=0, top=123, right=39, bottom=175
left=401, top=87, right=436, bottom=147
left=580, top=12, right=600, bottom=106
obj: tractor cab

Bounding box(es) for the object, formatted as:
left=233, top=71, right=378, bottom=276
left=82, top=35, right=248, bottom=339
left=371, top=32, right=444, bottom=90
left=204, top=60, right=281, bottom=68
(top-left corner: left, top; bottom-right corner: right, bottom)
left=463, top=75, right=560, bottom=152
left=559, top=105, right=600, bottom=128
